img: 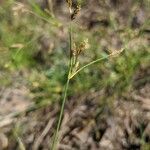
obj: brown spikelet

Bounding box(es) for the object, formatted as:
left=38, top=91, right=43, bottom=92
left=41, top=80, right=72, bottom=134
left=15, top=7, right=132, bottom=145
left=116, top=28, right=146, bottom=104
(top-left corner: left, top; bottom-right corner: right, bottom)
left=66, top=0, right=72, bottom=9
left=71, top=5, right=81, bottom=20
left=72, top=39, right=89, bottom=57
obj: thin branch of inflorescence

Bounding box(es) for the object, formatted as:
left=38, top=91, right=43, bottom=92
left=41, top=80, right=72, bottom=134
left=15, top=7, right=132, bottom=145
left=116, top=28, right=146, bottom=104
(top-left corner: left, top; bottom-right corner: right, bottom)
left=69, top=49, right=124, bottom=79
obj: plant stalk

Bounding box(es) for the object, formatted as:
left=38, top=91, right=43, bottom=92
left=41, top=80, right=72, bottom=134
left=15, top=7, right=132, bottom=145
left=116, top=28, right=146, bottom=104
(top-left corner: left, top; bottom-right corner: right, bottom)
left=51, top=20, right=73, bottom=150
left=51, top=75, right=70, bottom=150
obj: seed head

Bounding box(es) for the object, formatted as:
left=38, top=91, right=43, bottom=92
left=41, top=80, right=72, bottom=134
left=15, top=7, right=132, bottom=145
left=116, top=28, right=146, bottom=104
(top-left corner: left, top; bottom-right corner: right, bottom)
left=71, top=5, right=81, bottom=20
left=72, top=38, right=89, bottom=57
left=66, top=0, right=72, bottom=13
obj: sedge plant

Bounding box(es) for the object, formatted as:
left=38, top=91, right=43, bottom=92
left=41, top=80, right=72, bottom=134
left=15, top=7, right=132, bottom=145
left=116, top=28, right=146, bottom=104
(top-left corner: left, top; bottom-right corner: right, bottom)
left=51, top=1, right=124, bottom=149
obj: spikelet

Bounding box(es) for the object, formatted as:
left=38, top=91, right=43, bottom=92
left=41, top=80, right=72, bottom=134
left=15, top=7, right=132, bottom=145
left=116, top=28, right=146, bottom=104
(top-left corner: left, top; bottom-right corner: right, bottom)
left=66, top=0, right=72, bottom=7
left=72, top=38, right=89, bottom=57
left=77, top=38, right=89, bottom=55
left=66, top=0, right=72, bottom=13
left=72, top=43, right=77, bottom=56
left=71, top=5, right=81, bottom=20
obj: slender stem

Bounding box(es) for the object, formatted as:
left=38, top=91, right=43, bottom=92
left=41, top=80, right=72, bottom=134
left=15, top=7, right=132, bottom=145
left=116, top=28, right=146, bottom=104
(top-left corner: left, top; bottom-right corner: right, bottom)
left=69, top=22, right=74, bottom=73
left=69, top=22, right=73, bottom=59
left=51, top=75, right=70, bottom=150
left=51, top=16, right=73, bottom=150
left=51, top=60, right=73, bottom=150
left=48, top=0, right=54, bottom=17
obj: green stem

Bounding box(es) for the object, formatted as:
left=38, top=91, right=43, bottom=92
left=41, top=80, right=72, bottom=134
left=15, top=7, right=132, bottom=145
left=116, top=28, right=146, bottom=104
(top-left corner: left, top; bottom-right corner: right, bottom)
left=69, top=22, right=74, bottom=72
left=51, top=74, right=70, bottom=150
left=51, top=17, right=73, bottom=150
left=51, top=57, right=73, bottom=150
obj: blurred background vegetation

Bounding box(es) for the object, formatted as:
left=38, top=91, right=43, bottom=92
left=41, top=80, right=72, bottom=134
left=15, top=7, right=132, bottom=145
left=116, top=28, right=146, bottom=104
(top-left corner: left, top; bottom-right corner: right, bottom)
left=0, top=0, right=149, bottom=149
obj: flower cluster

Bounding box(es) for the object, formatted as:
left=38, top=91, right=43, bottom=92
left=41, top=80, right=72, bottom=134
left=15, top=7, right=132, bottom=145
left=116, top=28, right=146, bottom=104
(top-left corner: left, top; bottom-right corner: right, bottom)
left=72, top=39, right=89, bottom=57
left=66, top=0, right=81, bottom=20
